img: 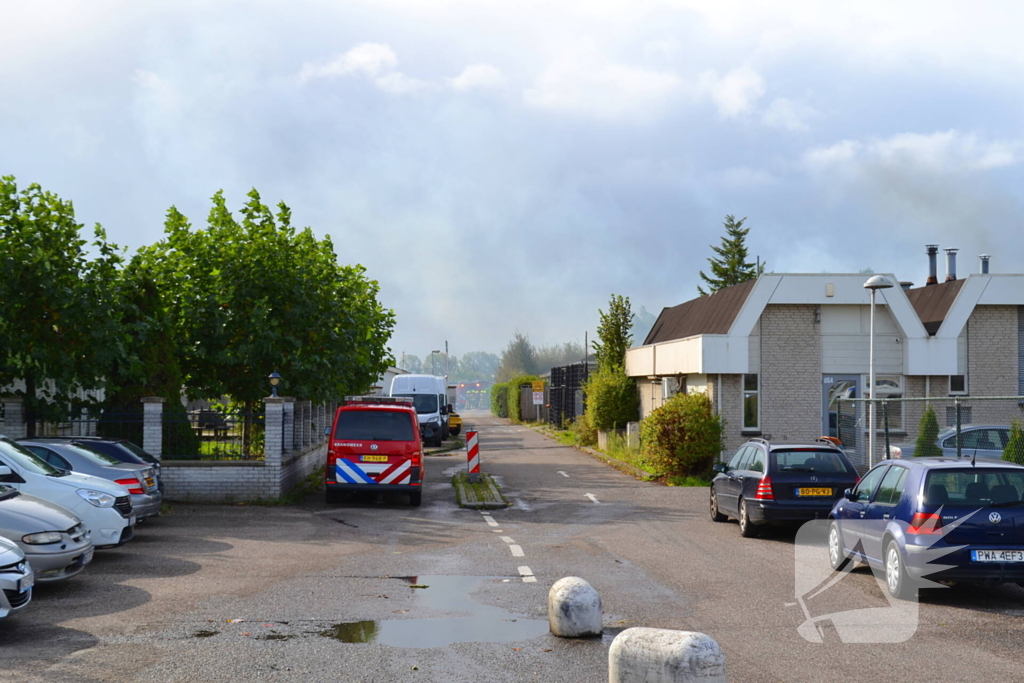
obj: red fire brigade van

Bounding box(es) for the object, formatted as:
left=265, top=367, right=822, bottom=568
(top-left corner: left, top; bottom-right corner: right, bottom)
left=324, top=396, right=424, bottom=506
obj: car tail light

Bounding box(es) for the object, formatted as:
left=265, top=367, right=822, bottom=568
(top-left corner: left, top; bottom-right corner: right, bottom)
left=324, top=452, right=337, bottom=481
left=115, top=478, right=145, bottom=495
left=907, top=512, right=943, bottom=535
left=755, top=476, right=774, bottom=500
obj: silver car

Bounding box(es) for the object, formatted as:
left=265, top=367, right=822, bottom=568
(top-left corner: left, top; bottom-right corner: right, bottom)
left=0, top=536, right=33, bottom=618
left=0, top=484, right=93, bottom=583
left=890, top=425, right=1010, bottom=460
left=19, top=440, right=163, bottom=520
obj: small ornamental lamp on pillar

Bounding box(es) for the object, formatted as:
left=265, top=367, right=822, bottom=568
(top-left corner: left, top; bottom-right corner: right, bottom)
left=268, top=371, right=282, bottom=398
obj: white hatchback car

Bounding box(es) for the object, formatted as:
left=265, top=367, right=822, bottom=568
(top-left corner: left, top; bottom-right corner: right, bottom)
left=0, top=536, right=33, bottom=618
left=0, top=437, right=135, bottom=549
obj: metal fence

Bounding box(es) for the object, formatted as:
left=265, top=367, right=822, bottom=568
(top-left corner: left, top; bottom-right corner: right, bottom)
left=836, top=396, right=1024, bottom=472
left=31, top=410, right=145, bottom=441
left=547, top=361, right=593, bottom=427
left=162, top=409, right=265, bottom=460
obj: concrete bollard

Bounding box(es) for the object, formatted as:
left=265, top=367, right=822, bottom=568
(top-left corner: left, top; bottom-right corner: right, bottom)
left=548, top=577, right=602, bottom=637
left=608, top=628, right=726, bottom=683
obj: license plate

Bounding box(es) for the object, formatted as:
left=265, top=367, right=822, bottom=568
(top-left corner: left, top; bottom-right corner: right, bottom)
left=797, top=487, right=833, bottom=497
left=19, top=573, right=33, bottom=593
left=972, top=549, right=1024, bottom=563
left=82, top=548, right=94, bottom=566
left=129, top=515, right=136, bottom=527
left=145, top=478, right=155, bottom=488
left=361, top=455, right=388, bottom=462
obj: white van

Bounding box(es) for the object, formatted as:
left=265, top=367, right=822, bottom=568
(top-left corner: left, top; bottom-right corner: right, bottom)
left=0, top=437, right=135, bottom=549
left=389, top=374, right=450, bottom=447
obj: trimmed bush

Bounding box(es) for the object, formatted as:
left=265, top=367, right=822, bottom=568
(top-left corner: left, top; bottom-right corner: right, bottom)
left=584, top=368, right=638, bottom=431
left=913, top=407, right=944, bottom=457
left=490, top=383, right=509, bottom=418
left=506, top=374, right=542, bottom=423
left=570, top=415, right=597, bottom=447
left=1004, top=420, right=1024, bottom=465
left=640, top=392, right=723, bottom=478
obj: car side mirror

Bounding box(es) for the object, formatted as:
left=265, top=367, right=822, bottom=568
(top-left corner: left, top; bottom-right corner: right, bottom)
left=0, top=466, right=10, bottom=477
left=713, top=463, right=727, bottom=474
left=323, top=426, right=331, bottom=436
left=844, top=488, right=855, bottom=500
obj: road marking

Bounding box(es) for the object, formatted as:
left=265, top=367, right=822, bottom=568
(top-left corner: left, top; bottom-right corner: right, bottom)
left=509, top=545, right=525, bottom=557
left=586, top=493, right=600, bottom=504
left=518, top=566, right=537, bottom=583
left=483, top=515, right=499, bottom=527
left=557, top=471, right=569, bottom=478
left=500, top=536, right=515, bottom=544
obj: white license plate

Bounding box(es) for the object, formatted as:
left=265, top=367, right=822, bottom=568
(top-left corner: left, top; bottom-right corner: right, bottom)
left=972, top=549, right=1024, bottom=563
left=82, top=548, right=94, bottom=566
left=19, top=573, right=34, bottom=593
left=129, top=515, right=136, bottom=527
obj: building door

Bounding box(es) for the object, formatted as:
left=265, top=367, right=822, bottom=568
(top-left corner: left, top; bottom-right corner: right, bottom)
left=822, top=375, right=860, bottom=439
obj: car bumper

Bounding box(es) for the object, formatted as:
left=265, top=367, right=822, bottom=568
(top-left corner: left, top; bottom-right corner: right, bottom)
left=0, top=574, right=33, bottom=618
left=24, top=544, right=94, bottom=583
left=93, top=512, right=134, bottom=549
left=905, top=543, right=1024, bottom=583
left=748, top=501, right=836, bottom=524
left=131, top=491, right=163, bottom=520
left=326, top=482, right=421, bottom=494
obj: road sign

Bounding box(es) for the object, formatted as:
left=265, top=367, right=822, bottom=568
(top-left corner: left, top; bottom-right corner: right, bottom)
left=532, top=391, right=544, bottom=405
left=532, top=381, right=544, bottom=392
left=466, top=431, right=480, bottom=483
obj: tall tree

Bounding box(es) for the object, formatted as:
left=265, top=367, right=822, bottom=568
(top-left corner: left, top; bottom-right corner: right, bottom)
left=453, top=351, right=499, bottom=382
left=697, top=215, right=764, bottom=295
left=534, top=341, right=586, bottom=373
left=496, top=331, right=536, bottom=382
left=592, top=294, right=633, bottom=372
left=0, top=176, right=125, bottom=434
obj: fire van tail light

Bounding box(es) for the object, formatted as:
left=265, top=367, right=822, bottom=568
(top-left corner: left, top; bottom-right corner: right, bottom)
left=907, top=512, right=943, bottom=535
left=325, top=452, right=338, bottom=481
left=115, top=478, right=145, bottom=495
left=755, top=476, right=775, bottom=500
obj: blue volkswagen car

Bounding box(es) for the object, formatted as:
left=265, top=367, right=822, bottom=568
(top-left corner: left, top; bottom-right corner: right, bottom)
left=829, top=458, right=1024, bottom=599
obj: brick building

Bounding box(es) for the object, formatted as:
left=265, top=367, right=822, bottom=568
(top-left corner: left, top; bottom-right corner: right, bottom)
left=625, top=250, right=1024, bottom=463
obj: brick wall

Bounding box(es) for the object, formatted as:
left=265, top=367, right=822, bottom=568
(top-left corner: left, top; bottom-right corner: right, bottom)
left=711, top=374, right=745, bottom=458
left=760, top=305, right=822, bottom=442
left=967, top=305, right=1022, bottom=425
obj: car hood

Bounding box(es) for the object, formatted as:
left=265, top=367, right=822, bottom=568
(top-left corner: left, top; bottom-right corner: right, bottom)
left=0, top=536, right=24, bottom=564
left=51, top=471, right=129, bottom=497
left=0, top=492, right=80, bottom=534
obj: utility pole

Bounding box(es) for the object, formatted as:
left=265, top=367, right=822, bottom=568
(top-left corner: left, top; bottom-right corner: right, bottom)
left=445, top=340, right=450, bottom=385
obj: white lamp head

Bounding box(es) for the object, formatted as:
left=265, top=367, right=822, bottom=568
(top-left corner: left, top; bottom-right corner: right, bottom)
left=863, top=275, right=895, bottom=290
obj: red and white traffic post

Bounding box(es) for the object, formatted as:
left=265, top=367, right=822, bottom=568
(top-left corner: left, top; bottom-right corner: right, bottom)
left=466, top=430, right=481, bottom=483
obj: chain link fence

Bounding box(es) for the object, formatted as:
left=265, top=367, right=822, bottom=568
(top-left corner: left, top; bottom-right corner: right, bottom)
left=836, top=396, right=1024, bottom=472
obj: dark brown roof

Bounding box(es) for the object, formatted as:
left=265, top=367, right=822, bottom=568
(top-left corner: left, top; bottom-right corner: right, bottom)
left=905, top=279, right=965, bottom=335
left=643, top=280, right=757, bottom=345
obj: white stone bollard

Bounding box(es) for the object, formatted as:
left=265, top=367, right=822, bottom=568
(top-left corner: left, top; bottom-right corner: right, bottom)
left=608, top=628, right=726, bottom=683
left=548, top=577, right=603, bottom=637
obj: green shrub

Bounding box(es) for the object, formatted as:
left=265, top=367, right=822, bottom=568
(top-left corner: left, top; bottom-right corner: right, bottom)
left=1004, top=420, right=1024, bottom=465
left=913, top=407, right=944, bottom=457
left=570, top=415, right=597, bottom=447
left=490, top=383, right=509, bottom=418
left=506, top=374, right=542, bottom=423
left=584, top=368, right=638, bottom=431
left=640, top=392, right=722, bottom=478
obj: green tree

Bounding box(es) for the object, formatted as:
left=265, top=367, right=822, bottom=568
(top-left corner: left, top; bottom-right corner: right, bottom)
left=697, top=215, right=764, bottom=295
left=141, top=189, right=395, bottom=449
left=592, top=294, right=633, bottom=372
left=399, top=353, right=423, bottom=373
left=0, top=176, right=125, bottom=434
left=1003, top=420, right=1024, bottom=465
left=584, top=368, right=639, bottom=431
left=913, top=407, right=944, bottom=457
left=453, top=351, right=499, bottom=382
left=640, top=392, right=723, bottom=478
left=534, top=341, right=585, bottom=374
left=496, top=331, right=537, bottom=382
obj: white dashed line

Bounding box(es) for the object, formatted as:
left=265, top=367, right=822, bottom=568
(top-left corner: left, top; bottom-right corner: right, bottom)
left=518, top=566, right=537, bottom=583
left=586, top=493, right=600, bottom=504
left=509, top=545, right=525, bottom=557
left=483, top=515, right=499, bottom=527
left=500, top=536, right=515, bottom=544
left=557, top=471, right=569, bottom=478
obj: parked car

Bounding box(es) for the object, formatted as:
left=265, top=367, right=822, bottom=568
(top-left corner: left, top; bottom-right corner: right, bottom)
left=325, top=396, right=424, bottom=506
left=710, top=438, right=860, bottom=538
left=0, top=536, right=34, bottom=618
left=889, top=425, right=1010, bottom=460
left=19, top=440, right=162, bottom=521
left=389, top=374, right=450, bottom=447
left=0, top=436, right=134, bottom=549
left=32, top=436, right=163, bottom=492
left=829, top=458, right=1024, bottom=599
left=0, top=484, right=93, bottom=582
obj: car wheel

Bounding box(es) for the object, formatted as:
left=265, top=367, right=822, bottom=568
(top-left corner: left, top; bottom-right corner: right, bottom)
left=325, top=489, right=341, bottom=505
left=828, top=522, right=850, bottom=571
left=885, top=540, right=914, bottom=600
left=709, top=487, right=727, bottom=522
left=738, top=499, right=759, bottom=538
left=409, top=491, right=422, bottom=506
left=450, top=427, right=461, bottom=436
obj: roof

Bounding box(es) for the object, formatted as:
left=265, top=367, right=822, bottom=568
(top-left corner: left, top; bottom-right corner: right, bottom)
left=643, top=279, right=756, bottom=345
left=886, top=457, right=1024, bottom=469
left=905, top=279, right=965, bottom=335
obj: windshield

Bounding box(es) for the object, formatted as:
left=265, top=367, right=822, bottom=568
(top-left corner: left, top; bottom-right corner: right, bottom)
left=113, top=440, right=157, bottom=464
left=0, top=439, right=62, bottom=476
left=773, top=449, right=852, bottom=474
left=924, top=468, right=1024, bottom=506
left=51, top=442, right=123, bottom=467
left=334, top=410, right=416, bottom=441
left=392, top=394, right=438, bottom=415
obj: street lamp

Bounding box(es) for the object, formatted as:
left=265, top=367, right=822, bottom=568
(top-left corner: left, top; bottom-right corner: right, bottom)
left=863, top=275, right=894, bottom=467
left=268, top=371, right=282, bottom=398
left=430, top=350, right=441, bottom=376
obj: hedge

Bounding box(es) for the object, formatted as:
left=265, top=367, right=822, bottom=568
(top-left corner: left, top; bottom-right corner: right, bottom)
left=506, top=374, right=542, bottom=423
left=583, top=368, right=638, bottom=431
left=490, top=382, right=509, bottom=418
left=640, top=392, right=722, bottom=478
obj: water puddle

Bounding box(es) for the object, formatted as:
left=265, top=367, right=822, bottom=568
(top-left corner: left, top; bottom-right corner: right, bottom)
left=319, top=575, right=548, bottom=648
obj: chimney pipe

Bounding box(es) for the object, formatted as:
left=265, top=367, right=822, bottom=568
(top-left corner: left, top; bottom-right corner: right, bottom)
left=945, top=248, right=958, bottom=282
left=899, top=281, right=914, bottom=291
left=926, top=245, right=939, bottom=285
left=980, top=254, right=991, bottom=274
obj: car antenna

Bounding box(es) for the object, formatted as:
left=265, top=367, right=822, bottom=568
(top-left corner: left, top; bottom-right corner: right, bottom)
left=971, top=449, right=977, bottom=468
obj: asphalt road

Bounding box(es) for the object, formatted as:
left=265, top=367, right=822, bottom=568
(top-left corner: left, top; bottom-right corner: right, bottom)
left=2, top=411, right=1023, bottom=682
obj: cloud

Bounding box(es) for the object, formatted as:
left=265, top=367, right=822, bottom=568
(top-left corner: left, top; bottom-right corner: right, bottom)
left=297, top=43, right=399, bottom=83
left=449, top=63, right=505, bottom=91
left=762, top=97, right=818, bottom=131
left=698, top=66, right=765, bottom=119
left=374, top=71, right=433, bottom=94
left=804, top=131, right=1021, bottom=174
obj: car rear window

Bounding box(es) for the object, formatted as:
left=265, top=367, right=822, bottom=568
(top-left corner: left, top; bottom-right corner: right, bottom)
left=924, top=469, right=1024, bottom=507
left=772, top=449, right=852, bottom=474
left=334, top=410, right=415, bottom=442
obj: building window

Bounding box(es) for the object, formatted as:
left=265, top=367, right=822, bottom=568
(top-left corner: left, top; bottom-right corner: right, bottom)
left=949, top=375, right=967, bottom=395
left=872, top=375, right=904, bottom=431
left=945, top=406, right=972, bottom=427
left=742, top=374, right=759, bottom=431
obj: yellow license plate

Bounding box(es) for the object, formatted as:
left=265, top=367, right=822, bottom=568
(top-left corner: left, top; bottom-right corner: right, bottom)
left=361, top=455, right=388, bottom=462
left=798, top=487, right=832, bottom=497
left=145, top=478, right=155, bottom=488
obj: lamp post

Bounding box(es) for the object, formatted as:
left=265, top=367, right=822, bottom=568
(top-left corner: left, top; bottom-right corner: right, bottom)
left=431, top=350, right=441, bottom=376
left=863, top=275, right=894, bottom=467
left=268, top=371, right=282, bottom=398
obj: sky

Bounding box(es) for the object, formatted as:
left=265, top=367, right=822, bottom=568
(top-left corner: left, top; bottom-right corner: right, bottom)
left=3, top=1, right=1024, bottom=361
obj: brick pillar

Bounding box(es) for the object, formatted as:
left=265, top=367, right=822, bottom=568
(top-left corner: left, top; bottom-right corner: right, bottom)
left=0, top=397, right=26, bottom=440
left=141, top=397, right=165, bottom=460
left=263, top=397, right=285, bottom=464
left=281, top=398, right=295, bottom=453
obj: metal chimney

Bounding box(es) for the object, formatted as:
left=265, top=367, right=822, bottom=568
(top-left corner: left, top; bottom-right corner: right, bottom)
left=899, top=281, right=914, bottom=291
left=926, top=245, right=939, bottom=285
left=945, top=248, right=958, bottom=282
left=980, top=254, right=991, bottom=274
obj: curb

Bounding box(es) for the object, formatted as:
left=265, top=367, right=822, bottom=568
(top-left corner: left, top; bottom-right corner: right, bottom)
left=452, top=472, right=509, bottom=509
left=425, top=439, right=465, bottom=456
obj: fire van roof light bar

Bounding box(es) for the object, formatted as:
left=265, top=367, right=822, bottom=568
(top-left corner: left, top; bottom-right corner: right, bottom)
left=344, top=396, right=414, bottom=406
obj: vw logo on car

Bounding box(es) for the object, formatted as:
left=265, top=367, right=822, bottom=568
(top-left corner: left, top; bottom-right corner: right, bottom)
left=370, top=444, right=378, bottom=451
left=989, top=511, right=1002, bottom=524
